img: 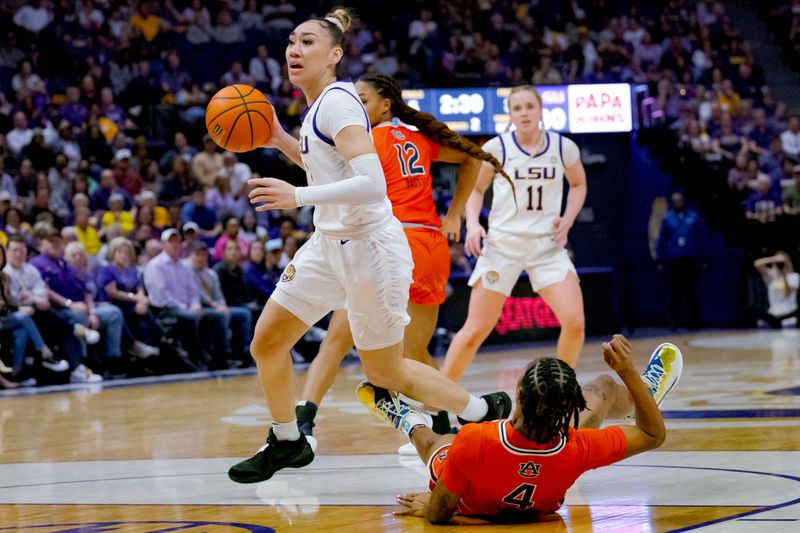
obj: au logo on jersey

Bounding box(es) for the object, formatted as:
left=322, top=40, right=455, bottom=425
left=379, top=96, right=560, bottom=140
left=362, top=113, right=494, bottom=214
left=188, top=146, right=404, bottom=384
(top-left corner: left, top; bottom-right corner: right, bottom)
left=391, top=129, right=406, bottom=140
left=518, top=461, right=541, bottom=478
left=281, top=264, right=296, bottom=282
left=485, top=271, right=500, bottom=284
left=210, top=123, right=224, bottom=138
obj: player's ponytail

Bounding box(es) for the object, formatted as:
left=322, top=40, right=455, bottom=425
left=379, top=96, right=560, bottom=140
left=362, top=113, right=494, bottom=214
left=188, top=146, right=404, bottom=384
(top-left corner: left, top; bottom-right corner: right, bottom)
left=518, top=358, right=586, bottom=444
left=359, top=74, right=515, bottom=194
left=320, top=7, right=354, bottom=49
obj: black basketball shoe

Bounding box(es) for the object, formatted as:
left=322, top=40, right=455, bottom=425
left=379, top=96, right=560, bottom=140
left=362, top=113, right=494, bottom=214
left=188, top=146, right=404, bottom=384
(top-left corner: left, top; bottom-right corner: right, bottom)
left=228, top=428, right=314, bottom=484
left=296, top=401, right=318, bottom=436
left=457, top=391, right=512, bottom=426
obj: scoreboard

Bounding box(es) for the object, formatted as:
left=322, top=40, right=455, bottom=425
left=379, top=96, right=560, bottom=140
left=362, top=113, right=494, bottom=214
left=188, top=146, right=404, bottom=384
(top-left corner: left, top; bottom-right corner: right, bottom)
left=402, top=83, right=633, bottom=135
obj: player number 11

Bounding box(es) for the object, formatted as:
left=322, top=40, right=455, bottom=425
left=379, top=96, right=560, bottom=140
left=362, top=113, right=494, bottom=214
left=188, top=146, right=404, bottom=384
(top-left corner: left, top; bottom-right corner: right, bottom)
left=526, top=185, right=543, bottom=211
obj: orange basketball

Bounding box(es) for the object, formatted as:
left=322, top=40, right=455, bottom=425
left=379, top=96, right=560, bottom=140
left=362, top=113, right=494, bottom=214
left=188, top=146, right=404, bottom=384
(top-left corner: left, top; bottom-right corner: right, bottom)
left=205, top=85, right=273, bottom=153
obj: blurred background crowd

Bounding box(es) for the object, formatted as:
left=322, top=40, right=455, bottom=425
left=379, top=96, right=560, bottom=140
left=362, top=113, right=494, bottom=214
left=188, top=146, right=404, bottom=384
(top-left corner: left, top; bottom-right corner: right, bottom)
left=0, top=0, right=798, bottom=388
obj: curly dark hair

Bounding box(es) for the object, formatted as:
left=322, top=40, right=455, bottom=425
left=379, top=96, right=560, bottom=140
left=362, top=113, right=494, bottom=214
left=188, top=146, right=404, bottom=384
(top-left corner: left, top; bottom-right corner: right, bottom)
left=518, top=358, right=587, bottom=444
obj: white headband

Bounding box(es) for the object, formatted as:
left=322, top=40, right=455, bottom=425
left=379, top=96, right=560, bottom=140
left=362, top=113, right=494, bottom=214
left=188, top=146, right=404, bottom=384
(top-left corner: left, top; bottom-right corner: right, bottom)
left=324, top=16, right=345, bottom=32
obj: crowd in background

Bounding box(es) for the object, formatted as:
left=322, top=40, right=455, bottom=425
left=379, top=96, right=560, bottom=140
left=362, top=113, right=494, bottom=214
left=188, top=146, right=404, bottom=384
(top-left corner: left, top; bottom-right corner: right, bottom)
left=0, top=0, right=798, bottom=386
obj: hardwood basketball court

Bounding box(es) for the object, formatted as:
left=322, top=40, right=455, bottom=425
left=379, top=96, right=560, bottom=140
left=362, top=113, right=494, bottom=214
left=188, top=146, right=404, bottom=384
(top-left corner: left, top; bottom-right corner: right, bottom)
left=1, top=329, right=799, bottom=532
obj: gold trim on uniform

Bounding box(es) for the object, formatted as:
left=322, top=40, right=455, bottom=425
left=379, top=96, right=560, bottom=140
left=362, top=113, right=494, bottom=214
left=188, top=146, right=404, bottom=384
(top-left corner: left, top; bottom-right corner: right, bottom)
left=281, top=264, right=296, bottom=282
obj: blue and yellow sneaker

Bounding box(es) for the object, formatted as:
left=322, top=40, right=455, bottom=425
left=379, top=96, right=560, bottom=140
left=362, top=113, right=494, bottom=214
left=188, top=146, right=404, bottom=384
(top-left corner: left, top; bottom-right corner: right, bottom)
left=641, top=342, right=683, bottom=406
left=357, top=381, right=432, bottom=436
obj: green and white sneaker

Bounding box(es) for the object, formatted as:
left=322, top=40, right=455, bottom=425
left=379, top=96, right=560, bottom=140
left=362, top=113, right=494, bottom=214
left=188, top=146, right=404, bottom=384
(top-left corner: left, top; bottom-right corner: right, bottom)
left=641, top=342, right=683, bottom=406
left=357, top=381, right=432, bottom=437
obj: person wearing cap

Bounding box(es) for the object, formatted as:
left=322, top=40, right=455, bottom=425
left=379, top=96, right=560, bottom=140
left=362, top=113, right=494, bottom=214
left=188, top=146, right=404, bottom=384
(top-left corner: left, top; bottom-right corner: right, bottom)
left=180, top=222, right=200, bottom=257
left=143, top=228, right=226, bottom=369
left=101, top=192, right=135, bottom=235
left=192, top=134, right=226, bottom=190
left=244, top=238, right=283, bottom=307
left=185, top=240, right=249, bottom=367
left=180, top=189, right=222, bottom=243
left=27, top=224, right=107, bottom=383
left=112, top=148, right=144, bottom=197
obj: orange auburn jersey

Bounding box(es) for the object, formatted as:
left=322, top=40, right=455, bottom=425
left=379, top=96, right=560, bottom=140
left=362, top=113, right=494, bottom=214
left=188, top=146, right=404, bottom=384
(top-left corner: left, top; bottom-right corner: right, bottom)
left=371, top=122, right=441, bottom=227
left=433, top=420, right=626, bottom=517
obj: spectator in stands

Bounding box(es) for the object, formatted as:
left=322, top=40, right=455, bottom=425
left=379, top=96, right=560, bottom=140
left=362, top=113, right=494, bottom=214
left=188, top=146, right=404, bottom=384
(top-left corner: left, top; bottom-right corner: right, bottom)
left=249, top=45, right=281, bottom=95
left=101, top=193, right=135, bottom=235
left=213, top=216, right=249, bottom=262
left=160, top=52, right=191, bottom=95
left=158, top=133, right=197, bottom=173
left=183, top=0, right=213, bottom=44
left=214, top=238, right=260, bottom=315
left=0, top=241, right=68, bottom=384
left=181, top=189, right=221, bottom=242
left=130, top=1, right=162, bottom=43
left=783, top=165, right=800, bottom=215
left=13, top=0, right=52, bottom=35
left=143, top=229, right=226, bottom=369
left=2, top=208, right=30, bottom=243
left=221, top=61, right=253, bottom=87
left=23, top=130, right=56, bottom=172
left=212, top=8, right=245, bottom=44
left=745, top=174, right=782, bottom=224
left=206, top=174, right=246, bottom=219
left=278, top=233, right=301, bottom=269
left=0, top=33, right=25, bottom=70
left=7, top=111, right=33, bottom=157
left=81, top=125, right=114, bottom=168
left=718, top=80, right=741, bottom=114
left=112, top=149, right=144, bottom=196
left=29, top=186, right=63, bottom=229
left=186, top=240, right=251, bottom=365
left=125, top=61, right=163, bottom=110
left=656, top=192, right=704, bottom=330
left=11, top=59, right=44, bottom=94
left=727, top=154, right=755, bottom=193
left=27, top=224, right=109, bottom=382
left=73, top=206, right=101, bottom=256
left=240, top=0, right=264, bottom=31
left=96, top=237, right=162, bottom=357
left=60, top=87, right=89, bottom=129
left=781, top=115, right=800, bottom=162
left=245, top=238, right=281, bottom=306
left=748, top=108, right=777, bottom=155
left=192, top=135, right=225, bottom=190
left=0, top=161, right=15, bottom=204
left=239, top=210, right=266, bottom=245
left=161, top=155, right=197, bottom=205
left=180, top=222, right=200, bottom=257
left=135, top=190, right=170, bottom=229
left=91, top=169, right=130, bottom=212
left=753, top=252, right=799, bottom=328
left=532, top=51, right=563, bottom=85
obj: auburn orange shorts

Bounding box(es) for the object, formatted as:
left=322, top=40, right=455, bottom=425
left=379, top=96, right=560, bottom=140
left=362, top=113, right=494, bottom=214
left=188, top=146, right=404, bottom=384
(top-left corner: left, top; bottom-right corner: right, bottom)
left=405, top=227, right=450, bottom=306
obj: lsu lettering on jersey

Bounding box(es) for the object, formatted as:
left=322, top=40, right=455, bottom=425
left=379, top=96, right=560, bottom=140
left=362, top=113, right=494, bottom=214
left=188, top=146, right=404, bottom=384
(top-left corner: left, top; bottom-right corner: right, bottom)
left=430, top=420, right=626, bottom=517
left=371, top=122, right=441, bottom=227
left=299, top=81, right=394, bottom=238
left=481, top=131, right=580, bottom=238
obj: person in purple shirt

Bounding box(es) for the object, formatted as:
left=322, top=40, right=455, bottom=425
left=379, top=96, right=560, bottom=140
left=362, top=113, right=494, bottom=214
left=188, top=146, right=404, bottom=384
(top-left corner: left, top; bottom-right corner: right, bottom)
left=747, top=108, right=777, bottom=156
left=28, top=223, right=124, bottom=376
left=96, top=236, right=162, bottom=358
left=59, top=87, right=89, bottom=128
left=142, top=228, right=227, bottom=369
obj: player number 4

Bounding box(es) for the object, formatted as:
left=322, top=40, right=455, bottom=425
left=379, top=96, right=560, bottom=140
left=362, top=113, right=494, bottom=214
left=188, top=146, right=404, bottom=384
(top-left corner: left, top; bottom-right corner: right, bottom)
left=502, top=483, right=537, bottom=510
left=526, top=185, right=543, bottom=211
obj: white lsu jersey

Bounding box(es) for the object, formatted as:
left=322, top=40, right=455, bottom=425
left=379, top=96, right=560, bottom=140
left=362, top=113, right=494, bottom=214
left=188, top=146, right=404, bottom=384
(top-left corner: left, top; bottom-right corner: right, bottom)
left=299, top=80, right=394, bottom=239
left=482, top=131, right=580, bottom=238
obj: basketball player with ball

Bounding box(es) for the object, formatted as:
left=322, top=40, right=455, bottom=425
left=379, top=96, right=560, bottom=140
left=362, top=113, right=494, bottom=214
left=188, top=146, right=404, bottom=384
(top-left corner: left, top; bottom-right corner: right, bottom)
left=224, top=7, right=511, bottom=484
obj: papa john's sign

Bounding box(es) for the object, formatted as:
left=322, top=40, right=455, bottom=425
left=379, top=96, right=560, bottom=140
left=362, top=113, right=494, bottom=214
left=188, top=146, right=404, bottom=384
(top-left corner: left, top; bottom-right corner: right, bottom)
left=567, top=84, right=632, bottom=133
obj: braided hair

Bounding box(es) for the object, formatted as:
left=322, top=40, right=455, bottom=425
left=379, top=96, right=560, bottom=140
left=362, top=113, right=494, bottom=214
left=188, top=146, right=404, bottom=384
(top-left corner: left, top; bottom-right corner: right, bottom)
left=518, top=358, right=587, bottom=444
left=358, top=74, right=515, bottom=192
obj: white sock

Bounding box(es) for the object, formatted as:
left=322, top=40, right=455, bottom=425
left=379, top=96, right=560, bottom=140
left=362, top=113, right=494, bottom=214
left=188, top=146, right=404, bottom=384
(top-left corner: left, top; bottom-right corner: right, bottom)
left=272, top=420, right=301, bottom=441
left=458, top=395, right=489, bottom=422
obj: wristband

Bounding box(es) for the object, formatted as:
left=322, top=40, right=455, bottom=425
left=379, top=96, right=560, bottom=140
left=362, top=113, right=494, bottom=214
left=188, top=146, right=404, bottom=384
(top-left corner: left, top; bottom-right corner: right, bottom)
left=295, top=187, right=305, bottom=208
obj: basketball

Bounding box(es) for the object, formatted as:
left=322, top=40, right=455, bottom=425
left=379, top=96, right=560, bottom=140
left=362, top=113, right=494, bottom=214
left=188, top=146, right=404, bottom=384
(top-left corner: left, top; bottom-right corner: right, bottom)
left=205, top=85, right=273, bottom=153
